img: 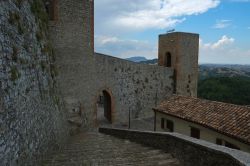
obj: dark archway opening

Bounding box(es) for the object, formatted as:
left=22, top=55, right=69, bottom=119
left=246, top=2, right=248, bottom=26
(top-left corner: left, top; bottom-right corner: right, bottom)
left=103, top=90, right=112, bottom=123
left=44, top=0, right=57, bottom=21
left=96, top=90, right=113, bottom=126
left=165, top=52, right=172, bottom=67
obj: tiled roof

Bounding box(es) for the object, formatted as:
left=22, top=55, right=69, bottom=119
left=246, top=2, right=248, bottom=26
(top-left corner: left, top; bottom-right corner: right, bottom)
left=153, top=95, right=250, bottom=145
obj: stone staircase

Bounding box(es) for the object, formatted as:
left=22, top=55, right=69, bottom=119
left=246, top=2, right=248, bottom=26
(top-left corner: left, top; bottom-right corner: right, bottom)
left=40, top=132, right=180, bottom=166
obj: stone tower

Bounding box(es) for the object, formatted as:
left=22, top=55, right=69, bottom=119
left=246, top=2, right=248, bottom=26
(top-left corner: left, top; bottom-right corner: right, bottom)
left=49, top=0, right=94, bottom=54
left=48, top=0, right=95, bottom=126
left=158, top=32, right=199, bottom=97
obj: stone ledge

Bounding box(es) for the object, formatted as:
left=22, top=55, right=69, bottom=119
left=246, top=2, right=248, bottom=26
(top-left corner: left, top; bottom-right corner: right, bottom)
left=99, top=127, right=250, bottom=166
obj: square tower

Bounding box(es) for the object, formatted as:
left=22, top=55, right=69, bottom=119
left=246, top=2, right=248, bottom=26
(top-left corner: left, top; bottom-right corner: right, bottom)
left=49, top=0, right=94, bottom=54
left=158, top=32, right=199, bottom=97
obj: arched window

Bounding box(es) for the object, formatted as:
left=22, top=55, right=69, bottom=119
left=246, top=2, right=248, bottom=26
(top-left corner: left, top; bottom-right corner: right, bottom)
left=165, top=52, right=172, bottom=67
left=45, top=0, right=58, bottom=21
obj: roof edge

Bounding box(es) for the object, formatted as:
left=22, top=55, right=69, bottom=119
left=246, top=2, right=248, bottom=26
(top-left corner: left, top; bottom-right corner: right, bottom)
left=153, top=108, right=250, bottom=146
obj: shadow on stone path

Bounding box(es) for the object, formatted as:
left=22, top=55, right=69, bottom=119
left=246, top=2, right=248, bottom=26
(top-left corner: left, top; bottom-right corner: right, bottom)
left=40, top=131, right=180, bottom=166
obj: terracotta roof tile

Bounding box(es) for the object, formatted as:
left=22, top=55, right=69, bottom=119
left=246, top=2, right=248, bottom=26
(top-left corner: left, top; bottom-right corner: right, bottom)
left=153, top=95, right=250, bottom=145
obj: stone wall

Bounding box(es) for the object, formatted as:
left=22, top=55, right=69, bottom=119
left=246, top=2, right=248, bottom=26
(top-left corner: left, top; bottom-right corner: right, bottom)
left=49, top=0, right=96, bottom=129
left=50, top=0, right=174, bottom=128
left=0, top=1, right=68, bottom=165
left=94, top=53, right=173, bottom=122
left=99, top=127, right=250, bottom=166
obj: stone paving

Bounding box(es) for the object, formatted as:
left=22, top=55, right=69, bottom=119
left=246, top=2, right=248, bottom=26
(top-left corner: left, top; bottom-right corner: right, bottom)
left=40, top=132, right=180, bottom=166
left=97, top=105, right=155, bottom=131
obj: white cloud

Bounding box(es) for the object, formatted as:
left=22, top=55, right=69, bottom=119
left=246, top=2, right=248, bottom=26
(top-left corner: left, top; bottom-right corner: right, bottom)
left=95, top=0, right=220, bottom=34
left=94, top=0, right=221, bottom=61
left=95, top=35, right=250, bottom=64
left=95, top=36, right=121, bottom=45
left=200, top=35, right=234, bottom=50
left=95, top=36, right=157, bottom=59
left=199, top=36, right=250, bottom=64
left=212, top=20, right=231, bottom=29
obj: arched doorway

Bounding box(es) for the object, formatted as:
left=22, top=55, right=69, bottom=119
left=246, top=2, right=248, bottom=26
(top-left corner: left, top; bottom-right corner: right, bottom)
left=103, top=90, right=112, bottom=122
left=95, top=89, right=114, bottom=126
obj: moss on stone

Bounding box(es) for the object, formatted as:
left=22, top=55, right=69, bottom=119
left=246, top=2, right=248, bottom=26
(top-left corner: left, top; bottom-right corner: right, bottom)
left=40, top=61, right=47, bottom=72
left=50, top=64, right=58, bottom=78
left=10, top=66, right=20, bottom=81
left=15, top=0, right=23, bottom=9
left=19, top=58, right=28, bottom=64
left=36, top=31, right=43, bottom=41
left=18, top=22, right=25, bottom=35
left=30, top=0, right=48, bottom=30
left=8, top=11, right=20, bottom=25
left=12, top=46, right=18, bottom=62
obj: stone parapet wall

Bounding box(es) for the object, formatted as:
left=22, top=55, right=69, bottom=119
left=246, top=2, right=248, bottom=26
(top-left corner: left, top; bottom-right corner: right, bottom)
left=99, top=127, right=250, bottom=166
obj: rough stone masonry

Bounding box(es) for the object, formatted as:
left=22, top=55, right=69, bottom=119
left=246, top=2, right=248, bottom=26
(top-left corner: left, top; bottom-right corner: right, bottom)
left=0, top=0, right=68, bottom=165
left=50, top=0, right=198, bottom=128
left=0, top=0, right=198, bottom=165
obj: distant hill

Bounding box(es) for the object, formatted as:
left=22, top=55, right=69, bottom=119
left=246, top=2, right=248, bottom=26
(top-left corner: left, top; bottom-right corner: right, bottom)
left=126, top=56, right=158, bottom=64
left=126, top=56, right=148, bottom=62
left=199, top=64, right=250, bottom=80
left=139, top=59, right=158, bottom=65
left=128, top=57, right=250, bottom=79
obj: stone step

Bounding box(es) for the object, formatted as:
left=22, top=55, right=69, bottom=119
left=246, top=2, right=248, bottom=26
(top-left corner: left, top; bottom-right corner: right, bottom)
left=68, top=126, right=80, bottom=136
left=149, top=153, right=173, bottom=159
left=40, top=132, right=180, bottom=166
left=67, top=117, right=82, bottom=126
left=158, top=158, right=180, bottom=166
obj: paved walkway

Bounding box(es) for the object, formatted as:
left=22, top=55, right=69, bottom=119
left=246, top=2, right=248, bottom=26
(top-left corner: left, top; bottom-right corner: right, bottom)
left=41, top=132, right=180, bottom=166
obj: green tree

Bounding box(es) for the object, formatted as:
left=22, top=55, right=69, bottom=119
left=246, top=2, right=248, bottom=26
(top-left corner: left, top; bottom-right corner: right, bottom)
left=198, top=77, right=250, bottom=105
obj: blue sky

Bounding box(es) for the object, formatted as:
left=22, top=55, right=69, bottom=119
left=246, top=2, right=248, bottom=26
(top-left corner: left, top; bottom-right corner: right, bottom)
left=94, top=0, right=250, bottom=64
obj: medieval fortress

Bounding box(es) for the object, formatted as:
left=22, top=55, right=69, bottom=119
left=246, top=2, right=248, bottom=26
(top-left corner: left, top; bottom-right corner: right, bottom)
left=1, top=0, right=249, bottom=165
left=50, top=0, right=198, bottom=127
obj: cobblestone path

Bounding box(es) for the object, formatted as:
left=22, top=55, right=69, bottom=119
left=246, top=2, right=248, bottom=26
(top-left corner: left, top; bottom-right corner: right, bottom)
left=41, top=132, right=180, bottom=166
